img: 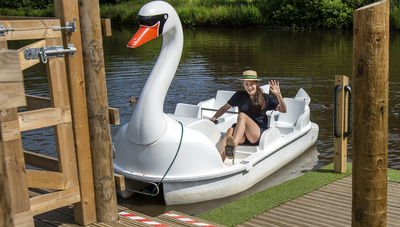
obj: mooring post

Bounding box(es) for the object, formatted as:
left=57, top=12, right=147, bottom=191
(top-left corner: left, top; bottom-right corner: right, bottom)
left=352, top=0, right=389, bottom=226
left=54, top=0, right=97, bottom=225
left=334, top=75, right=350, bottom=173
left=78, top=0, right=118, bottom=222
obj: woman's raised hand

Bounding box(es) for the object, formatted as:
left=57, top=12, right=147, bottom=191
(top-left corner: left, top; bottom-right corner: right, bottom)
left=269, top=79, right=281, bottom=96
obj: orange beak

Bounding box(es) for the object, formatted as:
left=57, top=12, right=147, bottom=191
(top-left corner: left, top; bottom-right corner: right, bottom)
left=127, top=23, right=160, bottom=48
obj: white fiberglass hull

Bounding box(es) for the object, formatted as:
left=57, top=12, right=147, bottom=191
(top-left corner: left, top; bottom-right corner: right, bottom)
left=115, top=122, right=318, bottom=205
left=114, top=87, right=319, bottom=204
left=163, top=123, right=318, bottom=205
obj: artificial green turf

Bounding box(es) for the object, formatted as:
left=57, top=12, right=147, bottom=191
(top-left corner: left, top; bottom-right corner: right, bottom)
left=199, top=163, right=400, bottom=227
left=388, top=168, right=400, bottom=183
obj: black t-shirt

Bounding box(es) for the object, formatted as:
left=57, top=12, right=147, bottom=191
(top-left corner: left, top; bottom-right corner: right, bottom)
left=227, top=91, right=279, bottom=129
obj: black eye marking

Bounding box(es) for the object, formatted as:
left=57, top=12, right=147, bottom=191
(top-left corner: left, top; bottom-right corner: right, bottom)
left=138, top=14, right=168, bottom=35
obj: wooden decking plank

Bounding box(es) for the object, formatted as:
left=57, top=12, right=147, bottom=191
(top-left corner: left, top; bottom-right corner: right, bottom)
left=52, top=205, right=75, bottom=218
left=108, top=217, right=147, bottom=227
left=282, top=200, right=351, bottom=219
left=301, top=192, right=352, bottom=207
left=319, top=181, right=350, bottom=189
left=313, top=188, right=351, bottom=199
left=34, top=219, right=60, bottom=227
left=274, top=204, right=351, bottom=226
left=117, top=205, right=130, bottom=212
left=157, top=210, right=225, bottom=227
left=119, top=211, right=172, bottom=227
left=289, top=197, right=350, bottom=210
left=34, top=209, right=77, bottom=226
left=268, top=209, right=336, bottom=227
left=268, top=206, right=347, bottom=227
left=327, top=179, right=352, bottom=188
left=154, top=215, right=194, bottom=227
left=240, top=176, right=400, bottom=227
left=253, top=212, right=319, bottom=227
left=237, top=216, right=292, bottom=227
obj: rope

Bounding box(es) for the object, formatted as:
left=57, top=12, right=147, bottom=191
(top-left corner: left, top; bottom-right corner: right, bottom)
left=147, top=121, right=184, bottom=195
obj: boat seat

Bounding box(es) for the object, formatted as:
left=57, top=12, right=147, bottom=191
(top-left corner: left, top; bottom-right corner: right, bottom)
left=174, top=103, right=201, bottom=118
left=213, top=90, right=235, bottom=109
left=166, top=114, right=221, bottom=145
left=268, top=98, right=307, bottom=135
left=260, top=84, right=270, bottom=94
left=258, top=127, right=282, bottom=151
left=199, top=90, right=238, bottom=120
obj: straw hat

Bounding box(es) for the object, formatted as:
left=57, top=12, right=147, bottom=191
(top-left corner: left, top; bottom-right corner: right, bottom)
left=239, top=70, right=262, bottom=81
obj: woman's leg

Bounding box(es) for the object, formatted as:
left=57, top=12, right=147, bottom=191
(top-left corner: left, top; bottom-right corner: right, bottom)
left=232, top=112, right=261, bottom=146
left=220, top=113, right=260, bottom=162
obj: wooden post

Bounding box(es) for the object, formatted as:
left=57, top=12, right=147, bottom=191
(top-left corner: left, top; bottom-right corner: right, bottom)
left=334, top=75, right=349, bottom=173
left=0, top=50, right=33, bottom=227
left=0, top=138, right=13, bottom=227
left=0, top=50, right=16, bottom=227
left=352, top=0, right=389, bottom=226
left=54, top=0, right=97, bottom=225
left=78, top=0, right=118, bottom=222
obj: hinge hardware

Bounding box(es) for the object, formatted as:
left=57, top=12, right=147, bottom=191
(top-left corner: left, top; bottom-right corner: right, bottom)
left=0, top=24, right=14, bottom=36
left=53, top=18, right=77, bottom=32
left=24, top=44, right=77, bottom=64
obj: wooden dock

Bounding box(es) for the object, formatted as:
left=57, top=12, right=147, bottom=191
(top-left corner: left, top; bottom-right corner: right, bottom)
left=30, top=175, right=400, bottom=227
left=33, top=205, right=224, bottom=227
left=238, top=176, right=400, bottom=227
left=30, top=187, right=224, bottom=227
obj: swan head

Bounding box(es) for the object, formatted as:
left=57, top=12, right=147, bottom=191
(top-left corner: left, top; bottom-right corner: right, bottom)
left=127, top=1, right=180, bottom=48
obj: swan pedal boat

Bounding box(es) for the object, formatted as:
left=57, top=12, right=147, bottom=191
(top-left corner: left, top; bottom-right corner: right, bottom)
left=114, top=85, right=319, bottom=205
left=112, top=0, right=319, bottom=205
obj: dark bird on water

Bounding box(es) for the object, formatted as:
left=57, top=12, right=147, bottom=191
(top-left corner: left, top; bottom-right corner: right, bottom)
left=129, top=96, right=138, bottom=106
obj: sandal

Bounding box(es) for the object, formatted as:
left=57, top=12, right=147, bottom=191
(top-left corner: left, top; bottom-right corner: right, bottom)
left=225, top=136, right=236, bottom=162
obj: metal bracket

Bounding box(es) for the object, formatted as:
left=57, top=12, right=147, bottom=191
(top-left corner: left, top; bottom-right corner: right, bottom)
left=0, top=24, right=15, bottom=36
left=24, top=44, right=77, bottom=64
left=53, top=18, right=77, bottom=32
left=334, top=85, right=352, bottom=138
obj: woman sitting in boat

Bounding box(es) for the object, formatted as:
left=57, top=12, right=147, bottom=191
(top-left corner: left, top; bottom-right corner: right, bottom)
left=209, top=70, right=287, bottom=161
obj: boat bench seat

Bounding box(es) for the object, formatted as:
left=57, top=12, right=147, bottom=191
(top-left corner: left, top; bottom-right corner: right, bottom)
left=174, top=90, right=239, bottom=125
left=207, top=90, right=238, bottom=120
left=174, top=103, right=201, bottom=118
left=268, top=98, right=307, bottom=135
left=167, top=114, right=222, bottom=145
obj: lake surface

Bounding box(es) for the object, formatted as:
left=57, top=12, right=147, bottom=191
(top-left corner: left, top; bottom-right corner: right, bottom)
left=16, top=25, right=400, bottom=216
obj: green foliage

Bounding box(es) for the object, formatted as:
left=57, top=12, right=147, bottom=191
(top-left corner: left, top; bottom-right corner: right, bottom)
left=99, top=0, right=130, bottom=5
left=2, top=0, right=400, bottom=30
left=391, top=0, right=400, bottom=30
left=0, top=3, right=54, bottom=17
left=1, top=0, right=53, bottom=10
left=271, top=0, right=369, bottom=29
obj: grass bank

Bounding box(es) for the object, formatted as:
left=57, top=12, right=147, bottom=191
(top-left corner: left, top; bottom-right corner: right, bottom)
left=199, top=162, right=400, bottom=227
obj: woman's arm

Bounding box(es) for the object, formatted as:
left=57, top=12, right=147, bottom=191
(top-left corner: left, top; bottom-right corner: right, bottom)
left=269, top=80, right=287, bottom=113
left=210, top=103, right=232, bottom=120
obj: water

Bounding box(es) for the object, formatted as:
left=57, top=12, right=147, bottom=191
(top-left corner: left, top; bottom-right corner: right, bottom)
left=15, top=26, right=400, bottom=216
